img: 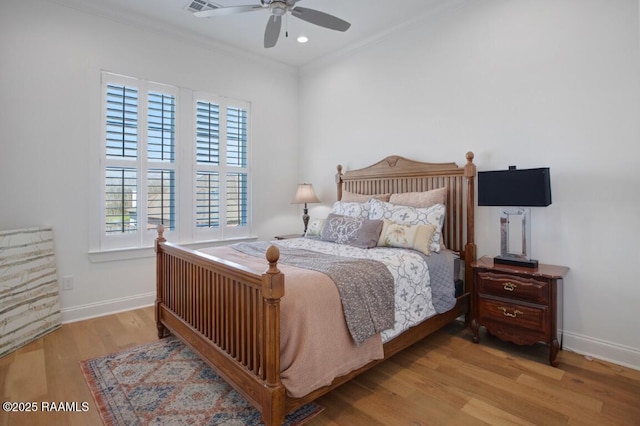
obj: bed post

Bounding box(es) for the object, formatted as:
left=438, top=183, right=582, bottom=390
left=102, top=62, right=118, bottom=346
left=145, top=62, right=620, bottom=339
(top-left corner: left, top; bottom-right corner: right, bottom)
left=336, top=164, right=344, bottom=201
left=463, top=152, right=477, bottom=325
left=261, top=245, right=286, bottom=426
left=154, top=224, right=169, bottom=338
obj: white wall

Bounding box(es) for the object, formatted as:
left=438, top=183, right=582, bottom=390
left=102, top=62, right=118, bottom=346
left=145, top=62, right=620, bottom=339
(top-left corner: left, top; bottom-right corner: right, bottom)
left=0, top=0, right=301, bottom=321
left=300, top=0, right=640, bottom=369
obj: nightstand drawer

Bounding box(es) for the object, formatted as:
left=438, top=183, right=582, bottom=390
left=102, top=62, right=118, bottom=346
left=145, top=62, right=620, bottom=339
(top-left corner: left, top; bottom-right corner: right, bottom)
left=476, top=271, right=549, bottom=304
left=477, top=297, right=549, bottom=335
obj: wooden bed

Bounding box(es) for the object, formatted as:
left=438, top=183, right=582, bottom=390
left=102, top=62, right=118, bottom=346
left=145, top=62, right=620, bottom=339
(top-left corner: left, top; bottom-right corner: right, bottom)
left=154, top=152, right=477, bottom=425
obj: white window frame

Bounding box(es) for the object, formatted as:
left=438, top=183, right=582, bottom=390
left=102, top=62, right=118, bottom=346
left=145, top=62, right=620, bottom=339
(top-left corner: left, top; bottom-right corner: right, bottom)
left=91, top=72, right=252, bottom=257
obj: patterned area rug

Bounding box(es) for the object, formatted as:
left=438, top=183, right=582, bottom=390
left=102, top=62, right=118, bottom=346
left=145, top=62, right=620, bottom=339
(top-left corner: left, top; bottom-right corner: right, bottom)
left=80, top=337, right=323, bottom=425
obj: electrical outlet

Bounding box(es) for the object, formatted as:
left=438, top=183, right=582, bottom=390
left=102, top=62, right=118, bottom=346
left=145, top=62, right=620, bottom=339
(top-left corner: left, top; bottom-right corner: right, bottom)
left=62, top=275, right=74, bottom=291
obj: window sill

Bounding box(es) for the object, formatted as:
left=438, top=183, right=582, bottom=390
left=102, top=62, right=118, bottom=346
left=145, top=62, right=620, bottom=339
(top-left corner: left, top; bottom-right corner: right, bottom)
left=88, top=236, right=258, bottom=263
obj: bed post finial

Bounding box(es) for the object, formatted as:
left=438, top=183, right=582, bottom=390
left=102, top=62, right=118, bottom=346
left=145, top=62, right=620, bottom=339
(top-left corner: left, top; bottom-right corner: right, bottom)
left=155, top=224, right=166, bottom=253
left=263, top=245, right=284, bottom=299
left=265, top=245, right=280, bottom=275
left=465, top=151, right=475, bottom=174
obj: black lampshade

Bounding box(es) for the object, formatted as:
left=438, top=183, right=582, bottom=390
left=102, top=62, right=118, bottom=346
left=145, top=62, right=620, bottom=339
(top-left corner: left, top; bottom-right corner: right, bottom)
left=478, top=167, right=552, bottom=207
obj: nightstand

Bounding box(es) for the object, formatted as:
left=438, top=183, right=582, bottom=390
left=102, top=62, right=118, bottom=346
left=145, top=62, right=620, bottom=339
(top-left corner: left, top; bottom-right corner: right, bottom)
left=470, top=256, right=569, bottom=366
left=274, top=234, right=303, bottom=240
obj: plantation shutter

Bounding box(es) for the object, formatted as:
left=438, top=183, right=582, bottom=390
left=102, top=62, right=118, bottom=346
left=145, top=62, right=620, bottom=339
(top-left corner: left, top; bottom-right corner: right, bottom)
left=106, top=84, right=138, bottom=159
left=147, top=91, right=176, bottom=231
left=225, top=106, right=248, bottom=227
left=105, top=83, right=139, bottom=234
left=195, top=100, right=220, bottom=229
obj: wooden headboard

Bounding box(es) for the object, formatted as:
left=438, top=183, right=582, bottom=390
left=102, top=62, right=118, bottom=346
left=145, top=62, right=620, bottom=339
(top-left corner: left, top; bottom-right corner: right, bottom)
left=335, top=152, right=476, bottom=265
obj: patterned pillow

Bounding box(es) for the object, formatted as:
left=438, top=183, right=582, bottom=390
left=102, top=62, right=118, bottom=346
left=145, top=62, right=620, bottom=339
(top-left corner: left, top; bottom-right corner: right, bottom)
left=377, top=220, right=437, bottom=255
left=305, top=218, right=326, bottom=238
left=369, top=198, right=445, bottom=253
left=331, top=200, right=370, bottom=219
left=320, top=213, right=383, bottom=249
left=341, top=191, right=391, bottom=203
left=389, top=187, right=446, bottom=208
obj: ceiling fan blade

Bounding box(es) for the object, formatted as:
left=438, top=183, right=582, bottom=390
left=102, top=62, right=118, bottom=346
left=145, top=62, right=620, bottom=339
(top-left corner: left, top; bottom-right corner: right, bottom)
left=290, top=6, right=351, bottom=32
left=194, top=5, right=263, bottom=18
left=264, top=15, right=282, bottom=48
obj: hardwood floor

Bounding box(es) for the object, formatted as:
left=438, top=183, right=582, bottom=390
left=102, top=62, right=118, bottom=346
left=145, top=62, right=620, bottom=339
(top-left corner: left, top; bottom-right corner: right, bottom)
left=1, top=306, right=639, bottom=426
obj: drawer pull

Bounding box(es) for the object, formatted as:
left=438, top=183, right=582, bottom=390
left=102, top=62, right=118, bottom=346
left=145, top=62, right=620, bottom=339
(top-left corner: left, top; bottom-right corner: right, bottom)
left=498, top=307, right=523, bottom=318
left=503, top=282, right=517, bottom=292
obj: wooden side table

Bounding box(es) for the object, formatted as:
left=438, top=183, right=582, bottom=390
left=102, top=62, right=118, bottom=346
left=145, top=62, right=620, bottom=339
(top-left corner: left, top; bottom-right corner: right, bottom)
left=470, top=256, right=569, bottom=366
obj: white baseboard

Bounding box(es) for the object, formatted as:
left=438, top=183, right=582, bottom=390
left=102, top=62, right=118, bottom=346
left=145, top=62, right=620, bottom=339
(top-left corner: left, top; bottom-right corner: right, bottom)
left=60, top=292, right=155, bottom=324
left=563, top=331, right=640, bottom=371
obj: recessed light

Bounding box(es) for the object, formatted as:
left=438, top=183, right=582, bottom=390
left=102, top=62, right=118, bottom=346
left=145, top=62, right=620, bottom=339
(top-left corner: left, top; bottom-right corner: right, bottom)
left=297, top=36, right=309, bottom=43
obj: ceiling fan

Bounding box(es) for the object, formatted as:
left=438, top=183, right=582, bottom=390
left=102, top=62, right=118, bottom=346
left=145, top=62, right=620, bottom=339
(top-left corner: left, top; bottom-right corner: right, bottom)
left=193, top=0, right=351, bottom=48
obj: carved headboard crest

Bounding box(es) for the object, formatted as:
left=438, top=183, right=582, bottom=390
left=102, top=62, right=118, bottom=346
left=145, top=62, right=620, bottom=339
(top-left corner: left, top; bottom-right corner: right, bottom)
left=385, top=155, right=401, bottom=168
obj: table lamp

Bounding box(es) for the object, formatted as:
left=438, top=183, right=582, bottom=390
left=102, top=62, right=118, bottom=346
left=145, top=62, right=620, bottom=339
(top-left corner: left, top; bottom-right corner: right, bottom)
left=292, top=183, right=320, bottom=235
left=478, top=166, right=552, bottom=268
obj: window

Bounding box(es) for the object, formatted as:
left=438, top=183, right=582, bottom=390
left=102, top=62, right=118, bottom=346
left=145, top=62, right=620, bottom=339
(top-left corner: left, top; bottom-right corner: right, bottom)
left=97, top=72, right=251, bottom=251
left=194, top=97, right=249, bottom=240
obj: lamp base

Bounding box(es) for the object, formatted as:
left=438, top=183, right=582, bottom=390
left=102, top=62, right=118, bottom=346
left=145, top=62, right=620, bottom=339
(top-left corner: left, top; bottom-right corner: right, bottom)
left=494, top=256, right=539, bottom=269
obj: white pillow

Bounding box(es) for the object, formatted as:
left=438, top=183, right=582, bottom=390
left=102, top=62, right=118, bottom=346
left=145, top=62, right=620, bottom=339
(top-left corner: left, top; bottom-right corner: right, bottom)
left=331, top=200, right=370, bottom=219
left=369, top=198, right=445, bottom=253
left=305, top=218, right=326, bottom=238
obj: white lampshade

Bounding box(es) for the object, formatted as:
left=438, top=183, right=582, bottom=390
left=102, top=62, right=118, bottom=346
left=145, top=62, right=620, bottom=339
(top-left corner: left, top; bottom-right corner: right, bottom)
left=292, top=183, right=320, bottom=205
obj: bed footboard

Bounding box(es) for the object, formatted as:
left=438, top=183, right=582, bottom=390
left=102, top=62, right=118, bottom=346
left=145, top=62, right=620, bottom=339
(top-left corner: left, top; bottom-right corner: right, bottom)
left=154, top=226, right=286, bottom=426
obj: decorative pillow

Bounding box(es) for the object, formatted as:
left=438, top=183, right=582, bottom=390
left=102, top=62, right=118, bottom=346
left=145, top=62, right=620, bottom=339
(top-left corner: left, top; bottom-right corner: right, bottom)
left=331, top=200, right=370, bottom=219
left=389, top=187, right=447, bottom=208
left=368, top=198, right=445, bottom=253
left=320, top=213, right=383, bottom=249
left=305, top=218, right=326, bottom=238
left=378, top=220, right=437, bottom=255
left=341, top=191, right=391, bottom=203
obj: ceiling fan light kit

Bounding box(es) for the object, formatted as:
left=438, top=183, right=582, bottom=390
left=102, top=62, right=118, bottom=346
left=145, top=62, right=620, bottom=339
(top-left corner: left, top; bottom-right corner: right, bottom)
left=194, top=0, right=350, bottom=48
left=265, top=1, right=287, bottom=16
